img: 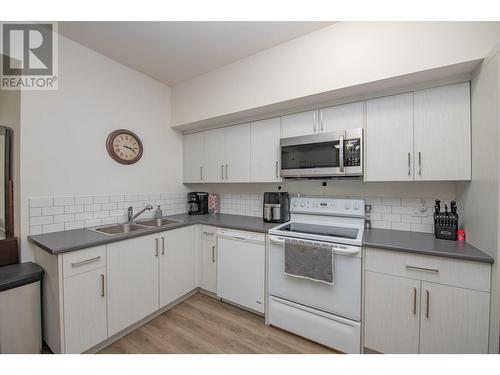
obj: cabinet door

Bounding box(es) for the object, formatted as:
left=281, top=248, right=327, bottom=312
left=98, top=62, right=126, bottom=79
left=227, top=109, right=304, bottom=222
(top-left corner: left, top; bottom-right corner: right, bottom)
left=365, top=93, right=414, bottom=181
left=200, top=238, right=217, bottom=294
left=419, top=282, right=489, bottom=353
left=183, top=132, right=204, bottom=183
left=364, top=271, right=420, bottom=353
left=224, top=123, right=251, bottom=182
left=250, top=118, right=281, bottom=182
left=319, top=101, right=364, bottom=132
left=63, top=268, right=107, bottom=353
left=414, top=82, right=471, bottom=181
left=107, top=234, right=159, bottom=336
left=281, top=110, right=317, bottom=138
left=217, top=236, right=265, bottom=313
left=159, top=226, right=197, bottom=307
left=204, top=127, right=226, bottom=182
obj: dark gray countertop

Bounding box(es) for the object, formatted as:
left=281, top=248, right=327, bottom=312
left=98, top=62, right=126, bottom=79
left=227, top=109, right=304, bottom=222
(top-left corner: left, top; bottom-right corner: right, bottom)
left=0, top=262, right=44, bottom=292
left=363, top=228, right=494, bottom=264
left=28, top=213, right=277, bottom=255
left=28, top=213, right=494, bottom=264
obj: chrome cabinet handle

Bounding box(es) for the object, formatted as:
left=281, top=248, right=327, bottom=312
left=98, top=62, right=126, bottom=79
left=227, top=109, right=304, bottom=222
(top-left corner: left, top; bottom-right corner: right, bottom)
left=275, top=161, right=279, bottom=179
left=339, top=135, right=345, bottom=173
left=100, top=274, right=105, bottom=297
left=221, top=164, right=224, bottom=180
left=406, top=265, right=439, bottom=274
left=408, top=152, right=411, bottom=176
left=225, top=164, right=228, bottom=180
left=200, top=166, right=203, bottom=181
left=413, top=287, right=417, bottom=315
left=212, top=245, right=216, bottom=263
left=313, top=111, right=317, bottom=132
left=320, top=111, right=324, bottom=132
left=418, top=152, right=422, bottom=176
left=425, top=290, right=430, bottom=318
left=155, top=238, right=159, bottom=257
left=203, top=231, right=214, bottom=236
left=71, top=256, right=101, bottom=268
left=161, top=236, right=165, bottom=255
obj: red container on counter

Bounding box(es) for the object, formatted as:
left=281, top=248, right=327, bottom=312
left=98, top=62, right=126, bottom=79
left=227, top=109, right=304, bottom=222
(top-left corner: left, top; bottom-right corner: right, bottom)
left=457, top=229, right=465, bottom=241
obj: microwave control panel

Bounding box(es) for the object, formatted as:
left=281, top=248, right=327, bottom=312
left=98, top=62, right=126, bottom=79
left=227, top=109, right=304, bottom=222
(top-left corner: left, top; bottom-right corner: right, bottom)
left=344, top=138, right=361, bottom=167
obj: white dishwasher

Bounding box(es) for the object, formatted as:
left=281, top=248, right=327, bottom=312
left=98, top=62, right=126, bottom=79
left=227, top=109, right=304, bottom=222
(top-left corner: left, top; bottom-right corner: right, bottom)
left=216, top=228, right=266, bottom=313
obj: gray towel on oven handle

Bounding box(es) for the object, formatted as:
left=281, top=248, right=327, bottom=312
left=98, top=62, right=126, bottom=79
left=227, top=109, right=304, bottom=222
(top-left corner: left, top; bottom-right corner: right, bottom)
left=284, top=238, right=334, bottom=285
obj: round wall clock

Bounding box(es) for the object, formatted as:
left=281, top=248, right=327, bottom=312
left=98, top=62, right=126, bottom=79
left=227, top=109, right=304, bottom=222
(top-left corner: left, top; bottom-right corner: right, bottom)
left=106, top=129, right=143, bottom=165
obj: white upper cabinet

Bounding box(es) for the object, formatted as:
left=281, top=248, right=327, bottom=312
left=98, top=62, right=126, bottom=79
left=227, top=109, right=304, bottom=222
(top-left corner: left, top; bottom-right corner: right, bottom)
left=224, top=123, right=251, bottom=182
left=366, top=93, right=414, bottom=181
left=319, top=101, right=364, bottom=132
left=250, top=117, right=282, bottom=182
left=414, top=82, right=471, bottom=181
left=281, top=110, right=318, bottom=138
left=204, top=127, right=226, bottom=182
left=183, top=132, right=205, bottom=183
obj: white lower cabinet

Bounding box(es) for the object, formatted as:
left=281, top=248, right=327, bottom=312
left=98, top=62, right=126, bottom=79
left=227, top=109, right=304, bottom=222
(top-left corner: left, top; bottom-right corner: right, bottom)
left=363, top=247, right=491, bottom=354
left=217, top=229, right=265, bottom=313
left=200, top=226, right=217, bottom=293
left=364, top=271, right=420, bottom=353
left=63, top=267, right=107, bottom=353
left=419, top=282, right=490, bottom=354
left=159, top=226, right=197, bottom=307
left=107, top=234, right=160, bottom=336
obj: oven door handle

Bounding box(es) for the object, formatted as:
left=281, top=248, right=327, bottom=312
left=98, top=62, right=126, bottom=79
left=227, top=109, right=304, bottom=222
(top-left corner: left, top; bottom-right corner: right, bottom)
left=339, top=135, right=345, bottom=173
left=268, top=235, right=360, bottom=255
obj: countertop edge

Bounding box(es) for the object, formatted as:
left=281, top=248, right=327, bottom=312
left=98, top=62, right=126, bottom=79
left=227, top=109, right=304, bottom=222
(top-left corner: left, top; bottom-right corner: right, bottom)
left=363, top=241, right=494, bottom=264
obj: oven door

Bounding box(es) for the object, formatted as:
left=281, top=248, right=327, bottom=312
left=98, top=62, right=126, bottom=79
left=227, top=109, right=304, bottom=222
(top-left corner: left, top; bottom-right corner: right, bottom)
left=280, top=131, right=344, bottom=178
left=267, top=235, right=361, bottom=321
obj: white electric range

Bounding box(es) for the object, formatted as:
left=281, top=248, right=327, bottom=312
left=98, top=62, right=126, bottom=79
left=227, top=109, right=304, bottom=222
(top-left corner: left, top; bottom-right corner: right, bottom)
left=267, top=196, right=365, bottom=354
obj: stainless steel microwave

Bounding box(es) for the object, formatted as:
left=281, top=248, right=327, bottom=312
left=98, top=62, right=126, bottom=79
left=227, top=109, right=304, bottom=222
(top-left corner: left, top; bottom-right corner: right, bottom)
left=280, top=128, right=363, bottom=179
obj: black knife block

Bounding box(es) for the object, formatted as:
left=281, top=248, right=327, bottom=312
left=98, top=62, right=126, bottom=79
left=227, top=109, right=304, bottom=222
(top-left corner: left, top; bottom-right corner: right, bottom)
left=434, top=212, right=458, bottom=241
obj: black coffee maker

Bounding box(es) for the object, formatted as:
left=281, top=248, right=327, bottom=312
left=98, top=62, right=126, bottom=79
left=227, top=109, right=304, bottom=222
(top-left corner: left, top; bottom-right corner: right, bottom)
left=263, top=192, right=290, bottom=223
left=188, top=192, right=208, bottom=215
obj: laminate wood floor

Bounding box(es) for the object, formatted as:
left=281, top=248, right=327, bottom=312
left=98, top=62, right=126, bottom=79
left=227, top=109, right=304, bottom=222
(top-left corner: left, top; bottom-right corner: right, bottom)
left=99, top=292, right=339, bottom=354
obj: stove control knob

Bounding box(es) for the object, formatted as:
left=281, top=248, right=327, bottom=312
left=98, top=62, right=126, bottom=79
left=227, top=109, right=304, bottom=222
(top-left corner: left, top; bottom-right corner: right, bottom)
left=293, top=202, right=298, bottom=207
left=353, top=203, right=360, bottom=210
left=300, top=202, right=305, bottom=207
left=344, top=203, right=351, bottom=210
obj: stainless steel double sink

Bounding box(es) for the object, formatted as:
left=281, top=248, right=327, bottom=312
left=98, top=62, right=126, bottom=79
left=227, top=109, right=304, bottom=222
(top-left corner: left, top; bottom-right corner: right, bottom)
left=89, top=218, right=183, bottom=236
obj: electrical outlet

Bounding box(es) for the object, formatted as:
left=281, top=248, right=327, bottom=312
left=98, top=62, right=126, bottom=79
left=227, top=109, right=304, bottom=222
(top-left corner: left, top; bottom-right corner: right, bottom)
left=412, top=199, right=429, bottom=217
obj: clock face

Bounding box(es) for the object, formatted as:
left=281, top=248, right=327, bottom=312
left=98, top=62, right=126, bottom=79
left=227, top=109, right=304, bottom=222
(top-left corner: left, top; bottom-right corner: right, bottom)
left=106, top=129, right=143, bottom=164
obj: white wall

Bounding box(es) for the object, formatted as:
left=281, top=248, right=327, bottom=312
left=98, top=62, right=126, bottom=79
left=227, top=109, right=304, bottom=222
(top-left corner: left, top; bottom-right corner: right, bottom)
left=19, top=35, right=184, bottom=261
left=172, top=22, right=500, bottom=127
left=456, top=51, right=500, bottom=353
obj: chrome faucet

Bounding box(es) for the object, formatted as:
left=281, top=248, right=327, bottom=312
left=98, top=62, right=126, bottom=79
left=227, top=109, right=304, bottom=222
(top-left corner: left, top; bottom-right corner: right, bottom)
left=128, top=205, right=153, bottom=223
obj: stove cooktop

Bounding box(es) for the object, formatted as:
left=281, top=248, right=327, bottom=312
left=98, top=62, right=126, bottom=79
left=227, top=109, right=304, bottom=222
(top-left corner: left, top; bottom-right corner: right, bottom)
left=278, top=222, right=359, bottom=240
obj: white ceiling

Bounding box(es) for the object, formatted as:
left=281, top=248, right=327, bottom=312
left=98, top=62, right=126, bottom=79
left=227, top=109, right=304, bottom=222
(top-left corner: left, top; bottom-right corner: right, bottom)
left=58, top=21, right=334, bottom=86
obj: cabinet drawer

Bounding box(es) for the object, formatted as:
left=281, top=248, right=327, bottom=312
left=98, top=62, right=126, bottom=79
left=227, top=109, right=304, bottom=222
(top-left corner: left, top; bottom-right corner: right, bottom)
left=62, top=246, right=106, bottom=278
left=201, top=225, right=217, bottom=241
left=364, top=247, right=491, bottom=292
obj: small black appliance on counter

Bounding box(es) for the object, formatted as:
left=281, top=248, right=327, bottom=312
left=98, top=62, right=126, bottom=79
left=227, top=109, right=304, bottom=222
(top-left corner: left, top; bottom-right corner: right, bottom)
left=188, top=192, right=208, bottom=215
left=263, top=192, right=290, bottom=223
left=434, top=200, right=458, bottom=241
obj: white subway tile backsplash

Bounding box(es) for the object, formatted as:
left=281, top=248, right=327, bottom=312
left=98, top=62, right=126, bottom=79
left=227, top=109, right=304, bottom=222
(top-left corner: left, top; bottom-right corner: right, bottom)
left=391, top=206, right=415, bottom=215
left=53, top=197, right=74, bottom=206
left=42, top=206, right=65, bottom=216
left=74, top=196, right=93, bottom=205
left=383, top=213, right=401, bottom=222
left=29, top=192, right=189, bottom=235
left=54, top=214, right=74, bottom=223
left=401, top=215, right=422, bottom=224
left=30, top=198, right=53, bottom=208
left=29, top=207, right=42, bottom=217
left=382, top=197, right=401, bottom=206
left=373, top=205, right=391, bottom=213
left=65, top=205, right=84, bottom=214
left=372, top=220, right=391, bottom=229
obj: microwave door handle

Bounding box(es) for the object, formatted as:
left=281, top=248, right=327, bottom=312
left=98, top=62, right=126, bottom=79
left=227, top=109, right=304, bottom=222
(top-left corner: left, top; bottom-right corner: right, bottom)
left=339, top=135, right=345, bottom=173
